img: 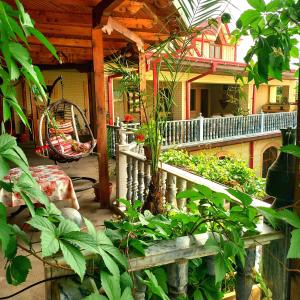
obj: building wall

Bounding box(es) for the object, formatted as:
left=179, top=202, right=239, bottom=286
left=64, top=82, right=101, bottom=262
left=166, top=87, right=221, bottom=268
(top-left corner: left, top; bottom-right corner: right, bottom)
left=188, top=136, right=282, bottom=177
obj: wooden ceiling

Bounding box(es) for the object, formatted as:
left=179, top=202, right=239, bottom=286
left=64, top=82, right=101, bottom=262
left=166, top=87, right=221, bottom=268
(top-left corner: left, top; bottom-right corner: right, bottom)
left=6, top=0, right=178, bottom=66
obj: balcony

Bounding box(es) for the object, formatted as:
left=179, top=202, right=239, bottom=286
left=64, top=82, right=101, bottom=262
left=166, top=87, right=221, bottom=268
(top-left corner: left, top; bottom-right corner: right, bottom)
left=107, top=111, right=297, bottom=156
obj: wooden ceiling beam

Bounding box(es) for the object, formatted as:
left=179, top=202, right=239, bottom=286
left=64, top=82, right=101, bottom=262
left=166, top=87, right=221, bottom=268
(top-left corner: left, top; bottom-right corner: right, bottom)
left=28, top=9, right=92, bottom=27
left=36, top=24, right=92, bottom=39
left=102, top=16, right=144, bottom=52
left=102, top=16, right=157, bottom=30
left=28, top=36, right=92, bottom=48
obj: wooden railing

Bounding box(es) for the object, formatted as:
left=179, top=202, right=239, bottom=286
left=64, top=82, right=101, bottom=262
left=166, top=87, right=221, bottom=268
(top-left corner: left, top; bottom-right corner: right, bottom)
left=108, top=111, right=297, bottom=155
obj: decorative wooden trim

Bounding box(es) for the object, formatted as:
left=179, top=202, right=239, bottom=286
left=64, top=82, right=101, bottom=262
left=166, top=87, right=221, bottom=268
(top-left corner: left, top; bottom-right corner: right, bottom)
left=102, top=16, right=144, bottom=52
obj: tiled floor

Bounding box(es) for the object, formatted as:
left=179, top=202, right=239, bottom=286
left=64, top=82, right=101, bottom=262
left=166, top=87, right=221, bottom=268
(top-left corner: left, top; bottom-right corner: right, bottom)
left=0, top=143, right=115, bottom=299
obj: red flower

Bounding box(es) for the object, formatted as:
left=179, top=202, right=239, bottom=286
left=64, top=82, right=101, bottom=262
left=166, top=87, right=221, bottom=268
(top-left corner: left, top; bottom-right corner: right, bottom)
left=124, top=114, right=134, bottom=123
left=135, top=134, right=145, bottom=142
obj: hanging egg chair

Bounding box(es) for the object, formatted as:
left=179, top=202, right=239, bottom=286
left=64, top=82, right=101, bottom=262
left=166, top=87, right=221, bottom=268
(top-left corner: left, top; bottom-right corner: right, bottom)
left=36, top=99, right=96, bottom=163
left=35, top=76, right=97, bottom=192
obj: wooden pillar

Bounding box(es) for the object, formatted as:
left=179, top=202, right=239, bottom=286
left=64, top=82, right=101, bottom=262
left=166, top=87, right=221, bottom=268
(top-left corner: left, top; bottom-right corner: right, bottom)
left=92, top=28, right=110, bottom=208
left=139, top=52, right=147, bottom=123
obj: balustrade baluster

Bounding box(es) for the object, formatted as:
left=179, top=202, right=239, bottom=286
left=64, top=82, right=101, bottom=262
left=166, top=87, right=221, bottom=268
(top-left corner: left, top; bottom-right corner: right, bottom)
left=183, top=121, right=186, bottom=143
left=160, top=171, right=167, bottom=205
left=167, top=260, right=188, bottom=299
left=168, top=123, right=172, bottom=145
left=177, top=178, right=187, bottom=210
left=186, top=122, right=190, bottom=143
left=176, top=122, right=180, bottom=144
left=131, top=158, right=138, bottom=203
left=138, top=161, right=145, bottom=202
left=166, top=173, right=177, bottom=207
left=127, top=156, right=133, bottom=201
left=144, top=163, right=151, bottom=200
left=172, top=122, right=176, bottom=144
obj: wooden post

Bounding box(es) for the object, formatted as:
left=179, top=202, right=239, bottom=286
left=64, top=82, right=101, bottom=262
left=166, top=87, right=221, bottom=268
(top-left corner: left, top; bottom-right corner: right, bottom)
left=139, top=52, right=147, bottom=123
left=92, top=28, right=110, bottom=208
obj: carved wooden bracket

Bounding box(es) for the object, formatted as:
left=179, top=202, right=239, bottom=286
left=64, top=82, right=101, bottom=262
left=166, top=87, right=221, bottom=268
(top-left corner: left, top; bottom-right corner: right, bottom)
left=102, top=16, right=144, bottom=52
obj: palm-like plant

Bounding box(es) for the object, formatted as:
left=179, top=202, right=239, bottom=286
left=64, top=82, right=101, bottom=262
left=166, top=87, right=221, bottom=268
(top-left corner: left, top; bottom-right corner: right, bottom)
left=107, top=0, right=233, bottom=214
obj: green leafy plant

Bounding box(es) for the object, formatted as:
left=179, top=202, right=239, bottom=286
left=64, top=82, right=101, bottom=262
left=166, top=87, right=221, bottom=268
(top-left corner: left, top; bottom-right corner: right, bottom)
left=161, top=149, right=266, bottom=198
left=0, top=2, right=130, bottom=298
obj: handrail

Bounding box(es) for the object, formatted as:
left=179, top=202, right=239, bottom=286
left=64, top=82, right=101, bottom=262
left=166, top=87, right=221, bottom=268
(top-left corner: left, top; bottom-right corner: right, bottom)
left=108, top=111, right=297, bottom=153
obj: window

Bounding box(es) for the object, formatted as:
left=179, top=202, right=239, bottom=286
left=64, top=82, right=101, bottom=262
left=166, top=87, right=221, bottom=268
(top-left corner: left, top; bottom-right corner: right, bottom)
left=127, top=90, right=140, bottom=113
left=190, top=89, right=196, bottom=111
left=262, top=147, right=278, bottom=178
left=209, top=43, right=221, bottom=59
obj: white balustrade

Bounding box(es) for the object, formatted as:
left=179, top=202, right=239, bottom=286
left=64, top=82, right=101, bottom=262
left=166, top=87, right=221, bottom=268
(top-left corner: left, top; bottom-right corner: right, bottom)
left=109, top=111, right=297, bottom=154
left=116, top=138, right=271, bottom=210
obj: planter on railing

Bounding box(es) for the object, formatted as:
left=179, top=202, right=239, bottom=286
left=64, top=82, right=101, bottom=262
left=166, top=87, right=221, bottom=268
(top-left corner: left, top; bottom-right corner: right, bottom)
left=45, top=226, right=282, bottom=300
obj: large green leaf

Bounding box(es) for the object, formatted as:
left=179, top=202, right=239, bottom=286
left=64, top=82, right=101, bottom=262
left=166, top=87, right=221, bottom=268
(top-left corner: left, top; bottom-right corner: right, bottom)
left=247, top=0, right=266, bottom=11
left=62, top=231, right=98, bottom=253
left=27, top=215, right=56, bottom=232
left=227, top=188, right=252, bottom=206
left=84, top=293, right=107, bottom=300
left=277, top=210, right=300, bottom=229
left=57, top=219, right=80, bottom=235
left=281, top=145, right=300, bottom=158
left=214, top=253, right=226, bottom=283
left=98, top=248, right=120, bottom=278
left=101, top=244, right=127, bottom=269
left=0, top=223, right=12, bottom=253
left=41, top=230, right=59, bottom=257
left=6, top=255, right=32, bottom=286
left=287, top=229, right=300, bottom=259
left=0, top=134, right=17, bottom=153
left=26, top=27, right=59, bottom=61
left=60, top=241, right=86, bottom=281
left=101, top=271, right=121, bottom=300
left=0, top=156, right=9, bottom=180
left=120, top=287, right=134, bottom=300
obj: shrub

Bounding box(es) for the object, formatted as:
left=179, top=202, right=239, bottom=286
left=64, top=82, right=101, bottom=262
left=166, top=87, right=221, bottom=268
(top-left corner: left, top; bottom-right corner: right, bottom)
left=161, top=149, right=266, bottom=198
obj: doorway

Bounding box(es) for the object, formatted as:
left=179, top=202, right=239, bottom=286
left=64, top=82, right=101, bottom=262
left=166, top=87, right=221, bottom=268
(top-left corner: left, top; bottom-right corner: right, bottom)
left=201, top=89, right=209, bottom=117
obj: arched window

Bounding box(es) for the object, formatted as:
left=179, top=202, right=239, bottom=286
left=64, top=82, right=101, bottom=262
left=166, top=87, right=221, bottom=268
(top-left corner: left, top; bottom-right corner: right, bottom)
left=262, top=147, right=278, bottom=178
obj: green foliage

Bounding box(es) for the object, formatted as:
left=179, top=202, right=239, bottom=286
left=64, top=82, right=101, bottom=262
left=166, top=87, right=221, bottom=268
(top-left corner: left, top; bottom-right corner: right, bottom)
left=281, top=144, right=300, bottom=158
left=161, top=149, right=266, bottom=198
left=233, top=0, right=300, bottom=86
left=140, top=269, right=169, bottom=300
left=186, top=259, right=224, bottom=300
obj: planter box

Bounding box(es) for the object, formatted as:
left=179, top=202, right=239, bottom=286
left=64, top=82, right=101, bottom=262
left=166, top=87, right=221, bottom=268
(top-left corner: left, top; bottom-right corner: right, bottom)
left=223, top=284, right=261, bottom=300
